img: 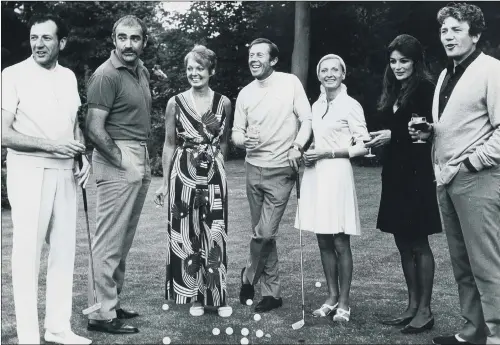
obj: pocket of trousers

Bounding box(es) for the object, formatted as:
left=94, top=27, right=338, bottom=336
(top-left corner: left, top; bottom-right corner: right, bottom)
left=120, top=148, right=143, bottom=182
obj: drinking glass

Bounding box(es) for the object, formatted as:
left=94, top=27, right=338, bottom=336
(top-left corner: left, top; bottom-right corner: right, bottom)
left=362, top=136, right=376, bottom=158
left=246, top=125, right=260, bottom=149
left=410, top=114, right=428, bottom=144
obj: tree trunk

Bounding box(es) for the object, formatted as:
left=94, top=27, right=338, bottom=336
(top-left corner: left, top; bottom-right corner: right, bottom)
left=291, top=1, right=310, bottom=88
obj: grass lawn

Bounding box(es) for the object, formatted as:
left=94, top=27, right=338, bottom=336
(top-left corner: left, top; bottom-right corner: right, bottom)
left=1, top=159, right=463, bottom=344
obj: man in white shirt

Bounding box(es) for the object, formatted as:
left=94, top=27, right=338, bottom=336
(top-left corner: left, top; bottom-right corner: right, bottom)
left=232, top=38, right=312, bottom=312
left=1, top=14, right=91, bottom=345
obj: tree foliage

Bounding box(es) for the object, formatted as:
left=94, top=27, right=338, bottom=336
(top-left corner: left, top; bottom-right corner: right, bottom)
left=2, top=1, right=500, bottom=207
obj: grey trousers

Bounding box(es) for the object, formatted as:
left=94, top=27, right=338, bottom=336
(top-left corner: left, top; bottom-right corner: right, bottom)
left=437, top=164, right=500, bottom=344
left=244, top=162, right=295, bottom=298
left=88, top=140, right=151, bottom=320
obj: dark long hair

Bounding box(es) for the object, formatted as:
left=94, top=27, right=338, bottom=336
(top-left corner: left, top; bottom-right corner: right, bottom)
left=377, top=34, right=433, bottom=112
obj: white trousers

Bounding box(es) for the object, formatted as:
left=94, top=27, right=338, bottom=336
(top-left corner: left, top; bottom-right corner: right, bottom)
left=7, top=154, right=77, bottom=344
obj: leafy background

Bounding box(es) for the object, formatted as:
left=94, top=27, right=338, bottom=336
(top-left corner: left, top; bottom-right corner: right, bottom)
left=2, top=1, right=500, bottom=208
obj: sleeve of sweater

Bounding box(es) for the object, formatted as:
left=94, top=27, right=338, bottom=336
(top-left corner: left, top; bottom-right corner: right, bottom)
left=231, top=90, right=247, bottom=147
left=292, top=75, right=313, bottom=148
left=467, top=59, right=500, bottom=171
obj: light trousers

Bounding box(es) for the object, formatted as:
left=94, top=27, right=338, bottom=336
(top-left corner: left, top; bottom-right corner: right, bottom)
left=7, top=154, right=77, bottom=344
left=244, top=162, right=295, bottom=298
left=88, top=140, right=151, bottom=320
left=437, top=164, right=500, bottom=345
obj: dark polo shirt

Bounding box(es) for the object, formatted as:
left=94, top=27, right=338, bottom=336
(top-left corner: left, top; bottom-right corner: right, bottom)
left=87, top=50, right=152, bottom=140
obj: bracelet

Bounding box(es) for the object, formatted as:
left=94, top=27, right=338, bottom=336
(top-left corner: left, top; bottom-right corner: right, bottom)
left=291, top=143, right=304, bottom=155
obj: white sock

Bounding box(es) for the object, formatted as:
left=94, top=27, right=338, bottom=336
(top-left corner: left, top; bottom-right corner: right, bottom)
left=455, top=334, right=467, bottom=342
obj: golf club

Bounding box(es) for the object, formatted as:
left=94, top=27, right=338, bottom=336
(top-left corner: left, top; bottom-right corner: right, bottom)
left=292, top=168, right=305, bottom=330
left=78, top=155, right=102, bottom=315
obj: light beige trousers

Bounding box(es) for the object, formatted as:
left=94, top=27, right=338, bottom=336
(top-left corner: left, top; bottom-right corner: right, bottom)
left=437, top=164, right=500, bottom=345
left=7, top=154, right=77, bottom=344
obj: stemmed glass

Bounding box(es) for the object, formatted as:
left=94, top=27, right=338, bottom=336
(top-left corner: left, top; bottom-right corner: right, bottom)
left=362, top=135, right=376, bottom=158
left=246, top=125, right=260, bottom=149
left=410, top=113, right=428, bottom=144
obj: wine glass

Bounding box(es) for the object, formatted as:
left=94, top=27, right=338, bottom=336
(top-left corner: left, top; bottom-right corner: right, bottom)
left=362, top=135, right=376, bottom=158
left=410, top=114, right=428, bottom=144
left=246, top=125, right=260, bottom=149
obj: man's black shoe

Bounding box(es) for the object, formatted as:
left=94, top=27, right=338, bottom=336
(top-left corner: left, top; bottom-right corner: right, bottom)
left=116, top=308, right=139, bottom=319
left=87, top=318, right=139, bottom=334
left=239, top=267, right=254, bottom=305
left=254, top=296, right=283, bottom=312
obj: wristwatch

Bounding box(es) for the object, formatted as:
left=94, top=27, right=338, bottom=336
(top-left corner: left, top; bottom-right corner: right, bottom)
left=290, top=143, right=304, bottom=155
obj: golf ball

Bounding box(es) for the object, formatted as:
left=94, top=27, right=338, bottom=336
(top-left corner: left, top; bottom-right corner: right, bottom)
left=246, top=299, right=253, bottom=306
left=241, top=337, right=249, bottom=345
left=162, top=336, right=171, bottom=344
left=241, top=327, right=249, bottom=336
left=315, top=281, right=322, bottom=287
left=253, top=313, right=261, bottom=321
left=256, top=329, right=264, bottom=338
left=212, top=328, right=220, bottom=335
left=226, top=327, right=233, bottom=335
left=265, top=333, right=271, bottom=338
left=162, top=303, right=169, bottom=311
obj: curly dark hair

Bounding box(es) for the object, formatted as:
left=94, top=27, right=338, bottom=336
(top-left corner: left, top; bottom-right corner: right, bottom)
left=437, top=2, right=486, bottom=36
left=377, top=34, right=434, bottom=112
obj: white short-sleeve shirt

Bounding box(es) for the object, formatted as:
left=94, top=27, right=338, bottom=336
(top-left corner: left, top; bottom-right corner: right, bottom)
left=2, top=57, right=81, bottom=162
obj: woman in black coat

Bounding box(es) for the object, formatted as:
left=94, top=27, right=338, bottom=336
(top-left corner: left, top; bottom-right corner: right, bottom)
left=366, top=34, right=442, bottom=334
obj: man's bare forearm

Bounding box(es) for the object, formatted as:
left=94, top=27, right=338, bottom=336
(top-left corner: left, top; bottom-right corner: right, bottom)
left=88, top=127, right=121, bottom=167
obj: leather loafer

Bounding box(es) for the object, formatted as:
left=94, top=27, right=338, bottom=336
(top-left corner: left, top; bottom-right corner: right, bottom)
left=380, top=315, right=413, bottom=326
left=254, top=296, right=283, bottom=313
left=401, top=317, right=434, bottom=334
left=116, top=308, right=139, bottom=319
left=87, top=318, right=139, bottom=334
left=239, top=267, right=255, bottom=305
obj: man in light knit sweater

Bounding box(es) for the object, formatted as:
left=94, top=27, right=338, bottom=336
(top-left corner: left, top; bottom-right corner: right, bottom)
left=232, top=38, right=312, bottom=312
left=409, top=4, right=500, bottom=345
left=1, top=14, right=92, bottom=344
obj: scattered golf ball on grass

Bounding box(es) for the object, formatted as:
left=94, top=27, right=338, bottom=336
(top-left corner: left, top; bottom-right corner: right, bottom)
left=246, top=299, right=253, bottom=306
left=162, top=336, right=171, bottom=344
left=256, top=330, right=264, bottom=338
left=241, top=327, right=249, bottom=336
left=212, top=328, right=220, bottom=335
left=226, top=327, right=233, bottom=335
left=265, top=333, right=271, bottom=338
left=315, top=281, right=322, bottom=288
left=241, top=337, right=249, bottom=345
left=253, top=313, right=261, bottom=321
left=162, top=303, right=169, bottom=311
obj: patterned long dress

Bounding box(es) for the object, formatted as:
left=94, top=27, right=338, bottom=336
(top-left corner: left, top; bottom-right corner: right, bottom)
left=165, top=91, right=228, bottom=307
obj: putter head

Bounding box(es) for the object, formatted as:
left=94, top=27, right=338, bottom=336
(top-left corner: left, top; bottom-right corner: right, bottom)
left=82, top=303, right=102, bottom=315
left=292, top=319, right=305, bottom=330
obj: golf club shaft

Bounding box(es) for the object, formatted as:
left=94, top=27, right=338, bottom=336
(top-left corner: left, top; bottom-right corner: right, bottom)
left=78, top=155, right=98, bottom=304
left=296, top=172, right=305, bottom=319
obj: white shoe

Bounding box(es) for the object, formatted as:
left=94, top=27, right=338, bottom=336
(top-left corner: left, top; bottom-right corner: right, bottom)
left=218, top=305, right=233, bottom=317
left=189, top=302, right=205, bottom=316
left=44, top=330, right=92, bottom=345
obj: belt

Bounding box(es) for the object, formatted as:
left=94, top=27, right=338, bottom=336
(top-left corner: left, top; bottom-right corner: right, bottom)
left=114, top=139, right=148, bottom=146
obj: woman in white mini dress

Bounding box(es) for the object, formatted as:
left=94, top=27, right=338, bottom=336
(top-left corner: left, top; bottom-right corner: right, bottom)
left=295, top=54, right=370, bottom=322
